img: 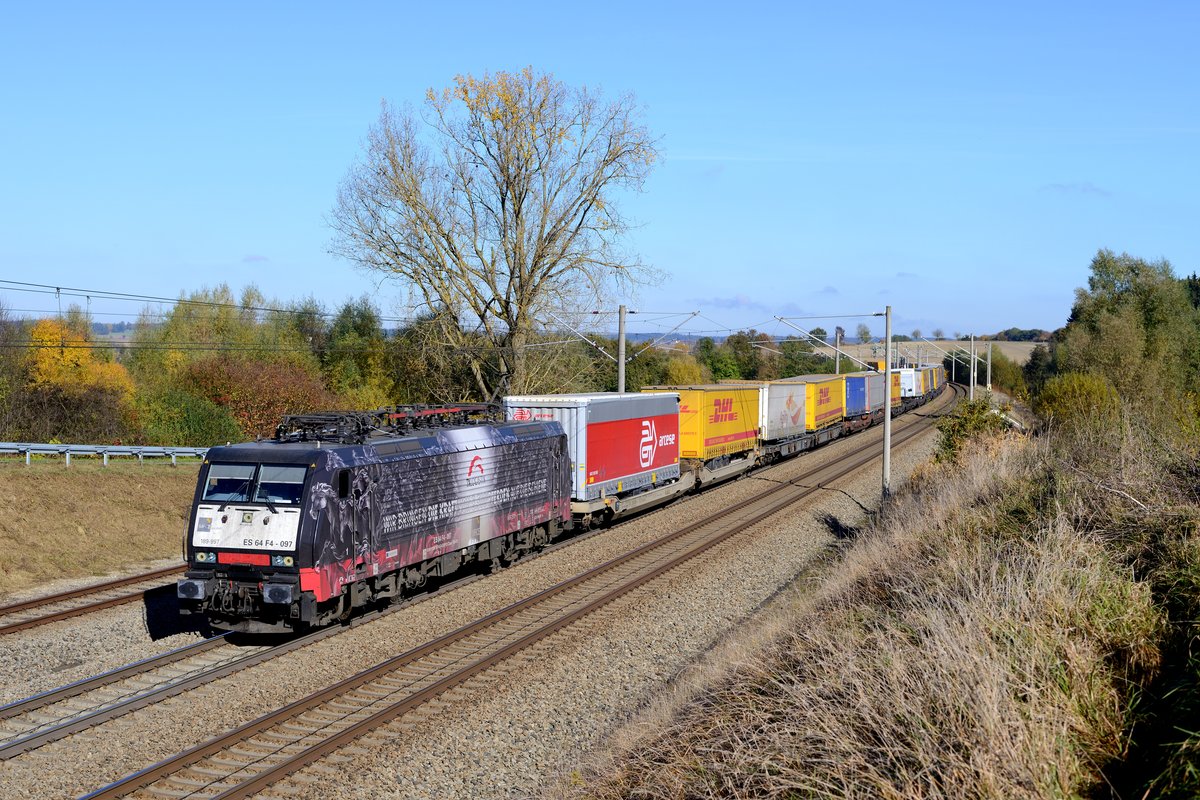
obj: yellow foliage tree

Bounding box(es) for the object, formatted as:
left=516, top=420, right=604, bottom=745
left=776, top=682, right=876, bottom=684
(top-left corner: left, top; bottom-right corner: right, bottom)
left=26, top=319, right=134, bottom=399
left=664, top=354, right=703, bottom=385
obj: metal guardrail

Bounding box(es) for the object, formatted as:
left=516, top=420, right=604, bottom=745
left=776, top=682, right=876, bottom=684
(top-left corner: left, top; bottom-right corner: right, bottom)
left=0, top=442, right=208, bottom=466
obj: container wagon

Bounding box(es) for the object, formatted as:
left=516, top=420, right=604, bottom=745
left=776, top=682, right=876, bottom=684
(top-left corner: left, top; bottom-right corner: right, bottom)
left=775, top=373, right=846, bottom=437
left=843, top=371, right=886, bottom=432
left=502, top=392, right=684, bottom=526
left=642, top=384, right=760, bottom=486
left=719, top=379, right=818, bottom=460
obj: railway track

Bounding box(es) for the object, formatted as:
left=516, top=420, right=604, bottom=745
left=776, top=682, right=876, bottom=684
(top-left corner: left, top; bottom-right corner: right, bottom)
left=0, top=565, right=184, bottom=636
left=0, top=491, right=635, bottom=759
left=83, top=386, right=957, bottom=800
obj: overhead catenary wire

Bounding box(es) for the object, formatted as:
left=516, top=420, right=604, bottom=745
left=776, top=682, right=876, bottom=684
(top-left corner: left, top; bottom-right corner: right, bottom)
left=3, top=281, right=866, bottom=361
left=0, top=279, right=426, bottom=326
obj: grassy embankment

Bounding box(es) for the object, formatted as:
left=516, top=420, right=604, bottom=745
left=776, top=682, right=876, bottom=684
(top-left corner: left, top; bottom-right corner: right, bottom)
left=562, top=402, right=1200, bottom=799
left=0, top=461, right=198, bottom=597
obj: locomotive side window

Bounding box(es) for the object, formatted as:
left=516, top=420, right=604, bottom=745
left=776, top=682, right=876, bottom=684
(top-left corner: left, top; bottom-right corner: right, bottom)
left=203, top=464, right=256, bottom=502
left=255, top=465, right=308, bottom=504
left=338, top=469, right=351, bottom=499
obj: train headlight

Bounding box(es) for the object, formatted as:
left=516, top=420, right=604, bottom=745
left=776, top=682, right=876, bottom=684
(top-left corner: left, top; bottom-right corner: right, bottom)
left=270, top=555, right=296, bottom=567
left=195, top=551, right=216, bottom=563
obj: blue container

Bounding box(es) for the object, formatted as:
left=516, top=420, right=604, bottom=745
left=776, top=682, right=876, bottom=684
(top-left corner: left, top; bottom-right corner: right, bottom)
left=844, top=375, right=869, bottom=417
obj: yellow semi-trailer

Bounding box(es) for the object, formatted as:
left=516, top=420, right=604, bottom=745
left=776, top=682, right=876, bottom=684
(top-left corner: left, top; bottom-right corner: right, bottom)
left=643, top=385, right=760, bottom=460
left=890, top=372, right=902, bottom=408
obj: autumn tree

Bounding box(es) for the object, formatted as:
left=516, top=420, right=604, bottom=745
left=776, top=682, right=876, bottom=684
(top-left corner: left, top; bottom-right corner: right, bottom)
left=389, top=311, right=486, bottom=402
left=129, top=284, right=319, bottom=386
left=181, top=356, right=337, bottom=438
left=26, top=319, right=133, bottom=399
left=856, top=323, right=873, bottom=344
left=285, top=296, right=331, bottom=364
left=663, top=353, right=703, bottom=385
left=781, top=336, right=833, bottom=376
left=331, top=67, right=660, bottom=400
left=1057, top=249, right=1199, bottom=403
left=724, top=332, right=758, bottom=379
left=12, top=318, right=136, bottom=442
left=323, top=297, right=394, bottom=408
left=0, top=301, right=28, bottom=437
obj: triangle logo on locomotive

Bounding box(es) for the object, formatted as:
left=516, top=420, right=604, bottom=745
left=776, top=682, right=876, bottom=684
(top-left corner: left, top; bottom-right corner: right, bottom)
left=466, top=454, right=486, bottom=485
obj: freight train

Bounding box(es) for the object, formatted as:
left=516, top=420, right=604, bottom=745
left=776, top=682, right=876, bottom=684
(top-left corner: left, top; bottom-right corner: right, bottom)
left=177, top=366, right=945, bottom=633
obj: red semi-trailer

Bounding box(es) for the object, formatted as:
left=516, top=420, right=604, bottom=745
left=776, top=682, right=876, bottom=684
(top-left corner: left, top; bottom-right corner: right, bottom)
left=502, top=392, right=684, bottom=525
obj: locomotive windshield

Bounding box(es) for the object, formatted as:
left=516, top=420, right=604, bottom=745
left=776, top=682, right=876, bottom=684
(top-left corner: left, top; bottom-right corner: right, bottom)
left=203, top=464, right=255, bottom=502
left=255, top=465, right=307, bottom=504
left=202, top=463, right=308, bottom=505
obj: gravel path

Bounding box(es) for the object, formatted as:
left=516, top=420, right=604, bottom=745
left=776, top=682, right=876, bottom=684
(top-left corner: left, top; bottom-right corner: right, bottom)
left=0, top=403, right=944, bottom=798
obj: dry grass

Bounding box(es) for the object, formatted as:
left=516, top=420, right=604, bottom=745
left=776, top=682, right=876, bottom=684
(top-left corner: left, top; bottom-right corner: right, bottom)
left=0, top=461, right=198, bottom=597
left=559, top=433, right=1163, bottom=799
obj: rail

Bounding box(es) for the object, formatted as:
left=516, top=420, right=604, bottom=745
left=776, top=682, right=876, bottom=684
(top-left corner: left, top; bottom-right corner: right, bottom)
left=0, top=441, right=208, bottom=465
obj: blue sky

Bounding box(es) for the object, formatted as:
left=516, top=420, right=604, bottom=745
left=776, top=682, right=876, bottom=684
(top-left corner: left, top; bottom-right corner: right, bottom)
left=1, top=1, right=1196, bottom=341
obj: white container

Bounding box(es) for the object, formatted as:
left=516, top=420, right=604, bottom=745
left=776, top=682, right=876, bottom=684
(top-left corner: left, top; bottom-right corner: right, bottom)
left=898, top=368, right=920, bottom=398
left=719, top=380, right=808, bottom=442
left=502, top=393, right=681, bottom=501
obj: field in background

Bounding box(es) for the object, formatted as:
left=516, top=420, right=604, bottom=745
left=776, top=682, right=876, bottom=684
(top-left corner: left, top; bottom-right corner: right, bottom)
left=0, top=463, right=198, bottom=597
left=820, top=340, right=1040, bottom=367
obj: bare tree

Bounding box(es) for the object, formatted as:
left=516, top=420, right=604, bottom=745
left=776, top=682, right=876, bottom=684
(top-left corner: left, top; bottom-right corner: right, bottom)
left=932, top=328, right=944, bottom=339
left=855, top=323, right=873, bottom=344
left=910, top=328, right=922, bottom=339
left=331, top=68, right=660, bottom=399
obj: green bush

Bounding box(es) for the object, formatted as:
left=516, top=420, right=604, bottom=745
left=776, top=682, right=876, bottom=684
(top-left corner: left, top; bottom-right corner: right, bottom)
left=935, top=398, right=1008, bottom=462
left=1033, top=372, right=1120, bottom=429
left=132, top=387, right=244, bottom=446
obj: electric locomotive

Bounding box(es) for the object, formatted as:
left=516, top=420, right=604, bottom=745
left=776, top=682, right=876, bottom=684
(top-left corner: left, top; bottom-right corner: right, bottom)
left=177, top=407, right=571, bottom=633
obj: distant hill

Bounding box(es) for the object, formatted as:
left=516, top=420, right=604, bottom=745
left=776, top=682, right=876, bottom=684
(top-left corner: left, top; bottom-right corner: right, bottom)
left=989, top=327, right=1052, bottom=342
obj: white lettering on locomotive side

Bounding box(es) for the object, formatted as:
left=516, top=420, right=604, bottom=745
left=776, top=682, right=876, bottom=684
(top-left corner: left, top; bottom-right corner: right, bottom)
left=379, top=477, right=548, bottom=534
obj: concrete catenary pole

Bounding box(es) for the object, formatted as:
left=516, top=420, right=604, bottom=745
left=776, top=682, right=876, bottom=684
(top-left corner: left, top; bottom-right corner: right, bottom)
left=969, top=334, right=976, bottom=401
left=987, top=342, right=992, bottom=392
left=617, top=304, right=627, bottom=393
left=883, top=305, right=893, bottom=498
left=834, top=328, right=841, bottom=374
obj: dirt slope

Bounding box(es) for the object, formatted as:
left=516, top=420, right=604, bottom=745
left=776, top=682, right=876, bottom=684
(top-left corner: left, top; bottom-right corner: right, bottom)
left=0, top=462, right=199, bottom=598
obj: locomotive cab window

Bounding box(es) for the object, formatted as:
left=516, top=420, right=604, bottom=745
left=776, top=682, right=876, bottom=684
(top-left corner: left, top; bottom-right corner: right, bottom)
left=338, top=469, right=351, bottom=499
left=255, top=465, right=308, bottom=504
left=203, top=464, right=256, bottom=502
